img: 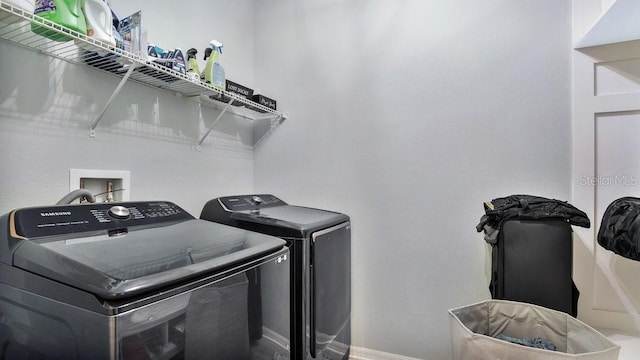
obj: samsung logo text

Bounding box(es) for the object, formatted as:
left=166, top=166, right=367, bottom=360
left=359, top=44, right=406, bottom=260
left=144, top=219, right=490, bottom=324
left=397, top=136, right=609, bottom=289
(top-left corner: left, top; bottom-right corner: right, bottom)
left=40, top=211, right=72, bottom=217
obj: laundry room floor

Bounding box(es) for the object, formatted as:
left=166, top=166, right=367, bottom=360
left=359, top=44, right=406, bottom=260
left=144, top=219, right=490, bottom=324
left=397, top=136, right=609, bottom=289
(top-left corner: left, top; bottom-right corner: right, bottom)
left=597, top=328, right=640, bottom=360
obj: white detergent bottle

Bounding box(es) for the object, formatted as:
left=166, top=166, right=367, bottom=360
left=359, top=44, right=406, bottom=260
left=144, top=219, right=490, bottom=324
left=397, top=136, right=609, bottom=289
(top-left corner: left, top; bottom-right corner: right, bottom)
left=76, top=0, right=115, bottom=50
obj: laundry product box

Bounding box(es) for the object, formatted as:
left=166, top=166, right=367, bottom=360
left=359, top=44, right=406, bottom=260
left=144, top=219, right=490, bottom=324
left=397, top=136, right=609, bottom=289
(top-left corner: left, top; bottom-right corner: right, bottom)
left=218, top=80, right=253, bottom=106
left=225, top=80, right=253, bottom=100
left=247, top=94, right=277, bottom=113
left=118, top=11, right=143, bottom=56
left=449, top=300, right=619, bottom=360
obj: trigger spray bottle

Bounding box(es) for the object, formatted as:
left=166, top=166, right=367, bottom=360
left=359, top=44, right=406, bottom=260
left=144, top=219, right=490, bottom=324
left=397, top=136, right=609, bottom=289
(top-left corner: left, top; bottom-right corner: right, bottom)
left=186, top=48, right=200, bottom=82
left=201, top=40, right=225, bottom=89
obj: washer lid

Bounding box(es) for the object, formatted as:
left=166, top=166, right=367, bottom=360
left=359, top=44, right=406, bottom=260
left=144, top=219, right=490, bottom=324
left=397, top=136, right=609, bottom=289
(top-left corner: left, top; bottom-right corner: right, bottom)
left=7, top=203, right=285, bottom=300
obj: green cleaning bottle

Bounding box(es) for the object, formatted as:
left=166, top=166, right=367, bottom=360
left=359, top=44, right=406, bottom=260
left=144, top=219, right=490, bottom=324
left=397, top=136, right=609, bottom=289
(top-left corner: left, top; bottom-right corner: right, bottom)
left=201, top=40, right=225, bottom=89
left=32, top=0, right=88, bottom=42
left=186, top=48, right=201, bottom=82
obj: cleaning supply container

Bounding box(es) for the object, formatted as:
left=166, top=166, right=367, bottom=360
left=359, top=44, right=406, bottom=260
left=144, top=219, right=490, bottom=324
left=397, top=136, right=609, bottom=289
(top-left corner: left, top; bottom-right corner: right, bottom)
left=449, top=300, right=620, bottom=360
left=77, top=0, right=115, bottom=48
left=201, top=40, right=225, bottom=88
left=186, top=48, right=200, bottom=81
left=32, top=0, right=87, bottom=42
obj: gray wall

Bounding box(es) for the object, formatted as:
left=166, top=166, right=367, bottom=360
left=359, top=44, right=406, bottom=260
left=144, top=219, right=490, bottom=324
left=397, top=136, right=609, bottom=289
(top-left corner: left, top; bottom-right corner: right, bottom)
left=253, top=0, right=572, bottom=358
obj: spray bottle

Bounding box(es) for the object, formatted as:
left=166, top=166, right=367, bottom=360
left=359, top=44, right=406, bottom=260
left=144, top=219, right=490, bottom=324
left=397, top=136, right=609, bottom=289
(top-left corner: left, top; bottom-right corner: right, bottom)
left=201, top=40, right=225, bottom=89
left=186, top=48, right=201, bottom=82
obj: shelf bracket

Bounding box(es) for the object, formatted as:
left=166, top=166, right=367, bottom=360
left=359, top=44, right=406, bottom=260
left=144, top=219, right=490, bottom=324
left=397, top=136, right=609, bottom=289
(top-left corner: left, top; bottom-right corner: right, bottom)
left=89, top=63, right=138, bottom=137
left=196, top=97, right=235, bottom=149
left=253, top=114, right=279, bottom=121
left=253, top=112, right=288, bottom=124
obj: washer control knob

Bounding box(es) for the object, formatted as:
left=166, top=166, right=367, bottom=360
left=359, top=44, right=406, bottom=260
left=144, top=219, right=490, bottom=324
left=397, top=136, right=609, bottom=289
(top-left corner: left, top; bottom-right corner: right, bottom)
left=108, top=206, right=130, bottom=220
left=251, top=196, right=263, bottom=206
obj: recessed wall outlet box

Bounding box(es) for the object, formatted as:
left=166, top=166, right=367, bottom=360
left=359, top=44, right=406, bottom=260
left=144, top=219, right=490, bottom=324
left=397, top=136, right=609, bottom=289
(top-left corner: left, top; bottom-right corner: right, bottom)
left=70, top=169, right=131, bottom=203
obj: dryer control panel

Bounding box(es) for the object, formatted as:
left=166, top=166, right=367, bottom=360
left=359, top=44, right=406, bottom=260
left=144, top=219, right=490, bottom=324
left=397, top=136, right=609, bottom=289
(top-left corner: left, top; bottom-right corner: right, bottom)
left=11, top=201, right=193, bottom=239
left=218, top=194, right=287, bottom=212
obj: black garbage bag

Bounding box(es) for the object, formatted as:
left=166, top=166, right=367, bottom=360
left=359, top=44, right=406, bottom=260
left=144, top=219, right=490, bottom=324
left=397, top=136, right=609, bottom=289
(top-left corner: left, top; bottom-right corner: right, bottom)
left=476, top=194, right=591, bottom=245
left=598, top=197, right=640, bottom=261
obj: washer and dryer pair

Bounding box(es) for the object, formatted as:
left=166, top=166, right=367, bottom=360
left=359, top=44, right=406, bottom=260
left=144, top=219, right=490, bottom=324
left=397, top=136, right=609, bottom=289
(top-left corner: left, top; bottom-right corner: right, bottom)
left=0, top=195, right=350, bottom=360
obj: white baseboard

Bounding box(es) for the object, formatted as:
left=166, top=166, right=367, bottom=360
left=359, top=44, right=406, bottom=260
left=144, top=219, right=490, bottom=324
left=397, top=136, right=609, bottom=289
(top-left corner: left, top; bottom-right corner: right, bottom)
left=350, top=346, right=423, bottom=360
left=259, top=329, right=422, bottom=360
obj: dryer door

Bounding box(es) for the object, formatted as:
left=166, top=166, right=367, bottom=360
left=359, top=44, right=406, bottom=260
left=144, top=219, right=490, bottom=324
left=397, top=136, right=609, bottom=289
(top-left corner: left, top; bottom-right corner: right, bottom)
left=310, top=222, right=351, bottom=358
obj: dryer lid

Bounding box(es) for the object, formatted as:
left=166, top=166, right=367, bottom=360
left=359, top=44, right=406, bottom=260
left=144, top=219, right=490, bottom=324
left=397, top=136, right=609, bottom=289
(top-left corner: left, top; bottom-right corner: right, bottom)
left=6, top=202, right=285, bottom=300
left=231, top=205, right=350, bottom=236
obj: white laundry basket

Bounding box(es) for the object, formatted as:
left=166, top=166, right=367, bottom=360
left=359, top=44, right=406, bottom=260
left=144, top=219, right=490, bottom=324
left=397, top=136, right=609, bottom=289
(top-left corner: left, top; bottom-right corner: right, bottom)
left=448, top=300, right=620, bottom=360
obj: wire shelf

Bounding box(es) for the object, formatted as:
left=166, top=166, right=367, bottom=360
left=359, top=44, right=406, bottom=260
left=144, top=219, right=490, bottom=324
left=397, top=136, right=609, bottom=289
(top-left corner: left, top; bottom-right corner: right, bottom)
left=0, top=1, right=287, bottom=148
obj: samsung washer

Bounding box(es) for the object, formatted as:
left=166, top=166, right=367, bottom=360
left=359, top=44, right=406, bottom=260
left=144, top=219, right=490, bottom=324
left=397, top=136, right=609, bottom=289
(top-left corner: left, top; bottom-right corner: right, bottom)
left=0, top=201, right=290, bottom=359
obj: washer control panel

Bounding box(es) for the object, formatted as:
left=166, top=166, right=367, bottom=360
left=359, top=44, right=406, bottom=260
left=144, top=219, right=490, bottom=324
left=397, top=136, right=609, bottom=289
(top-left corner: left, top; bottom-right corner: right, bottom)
left=12, top=201, right=193, bottom=239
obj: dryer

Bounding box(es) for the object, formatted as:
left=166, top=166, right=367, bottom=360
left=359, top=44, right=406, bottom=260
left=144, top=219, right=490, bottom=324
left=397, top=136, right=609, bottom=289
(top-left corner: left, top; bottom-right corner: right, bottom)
left=200, top=194, right=351, bottom=360
left=0, top=201, right=290, bottom=360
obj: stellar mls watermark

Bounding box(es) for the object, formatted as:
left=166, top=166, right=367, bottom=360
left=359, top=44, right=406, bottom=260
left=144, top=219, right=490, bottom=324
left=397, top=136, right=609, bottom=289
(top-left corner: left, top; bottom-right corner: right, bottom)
left=578, top=174, right=639, bottom=186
